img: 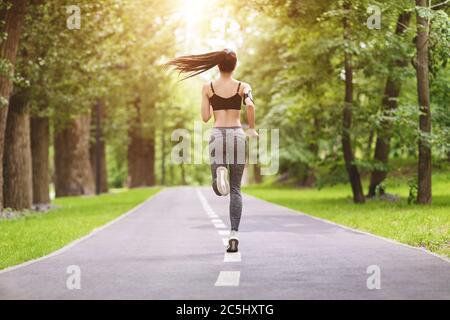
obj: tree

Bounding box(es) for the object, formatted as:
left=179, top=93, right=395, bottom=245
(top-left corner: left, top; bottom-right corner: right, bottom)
left=0, top=0, right=27, bottom=210
left=127, top=98, right=155, bottom=187
left=90, top=100, right=108, bottom=194
left=54, top=115, right=95, bottom=197
left=368, top=12, right=412, bottom=197
left=4, top=1, right=48, bottom=208
left=415, top=0, right=432, bottom=204
left=3, top=90, right=32, bottom=209
left=111, top=0, right=177, bottom=188
left=341, top=0, right=365, bottom=203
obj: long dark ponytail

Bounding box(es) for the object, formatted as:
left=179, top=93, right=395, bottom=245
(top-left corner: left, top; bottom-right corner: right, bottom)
left=164, top=49, right=237, bottom=80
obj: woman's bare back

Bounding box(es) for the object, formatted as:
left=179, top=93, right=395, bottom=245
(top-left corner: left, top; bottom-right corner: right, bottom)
left=206, top=78, right=248, bottom=127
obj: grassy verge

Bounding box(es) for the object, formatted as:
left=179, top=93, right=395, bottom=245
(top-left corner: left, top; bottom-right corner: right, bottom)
left=244, top=172, right=450, bottom=258
left=0, top=187, right=161, bottom=270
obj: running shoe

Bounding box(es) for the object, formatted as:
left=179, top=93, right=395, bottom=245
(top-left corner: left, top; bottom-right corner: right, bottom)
left=216, top=166, right=230, bottom=196
left=227, top=230, right=239, bottom=253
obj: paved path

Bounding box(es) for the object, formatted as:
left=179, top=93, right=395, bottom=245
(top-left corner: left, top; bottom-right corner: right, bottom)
left=0, top=187, right=449, bottom=299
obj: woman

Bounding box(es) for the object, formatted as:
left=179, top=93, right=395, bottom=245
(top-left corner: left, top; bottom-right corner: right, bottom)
left=165, top=49, right=257, bottom=253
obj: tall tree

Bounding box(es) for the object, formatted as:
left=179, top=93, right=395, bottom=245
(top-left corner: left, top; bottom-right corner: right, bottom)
left=90, top=100, right=108, bottom=194
left=3, top=90, right=32, bottom=209
left=0, top=0, right=27, bottom=210
left=415, top=0, right=432, bottom=204
left=5, top=1, right=49, bottom=208
left=127, top=98, right=155, bottom=187
left=368, top=12, right=412, bottom=197
left=342, top=0, right=365, bottom=203
left=54, top=115, right=95, bottom=197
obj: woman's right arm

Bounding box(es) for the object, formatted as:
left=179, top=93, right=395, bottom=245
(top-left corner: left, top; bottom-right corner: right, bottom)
left=201, top=84, right=212, bottom=122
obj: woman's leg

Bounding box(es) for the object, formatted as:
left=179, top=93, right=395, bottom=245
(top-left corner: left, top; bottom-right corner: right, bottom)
left=209, top=128, right=226, bottom=196
left=228, top=129, right=246, bottom=231
left=210, top=162, right=222, bottom=196
left=229, top=162, right=245, bottom=231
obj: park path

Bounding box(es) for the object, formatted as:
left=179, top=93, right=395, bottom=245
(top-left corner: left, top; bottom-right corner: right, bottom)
left=0, top=186, right=449, bottom=299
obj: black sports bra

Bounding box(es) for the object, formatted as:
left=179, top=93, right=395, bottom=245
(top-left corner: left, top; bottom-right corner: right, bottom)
left=209, top=82, right=242, bottom=111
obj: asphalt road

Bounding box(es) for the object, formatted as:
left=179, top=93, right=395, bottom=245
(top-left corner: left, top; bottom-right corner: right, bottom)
left=0, top=186, right=449, bottom=299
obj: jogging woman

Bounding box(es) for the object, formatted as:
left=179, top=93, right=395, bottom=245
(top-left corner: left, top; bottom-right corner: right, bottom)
left=165, top=49, right=257, bottom=253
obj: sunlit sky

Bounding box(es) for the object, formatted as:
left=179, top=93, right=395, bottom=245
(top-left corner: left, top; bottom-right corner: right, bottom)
left=175, top=0, right=242, bottom=54
left=169, top=0, right=248, bottom=82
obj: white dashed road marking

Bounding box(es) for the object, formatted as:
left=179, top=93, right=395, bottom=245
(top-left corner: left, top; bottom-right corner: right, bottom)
left=224, top=252, right=241, bottom=262
left=214, top=271, right=240, bottom=286
left=214, top=223, right=227, bottom=229
left=197, top=188, right=242, bottom=287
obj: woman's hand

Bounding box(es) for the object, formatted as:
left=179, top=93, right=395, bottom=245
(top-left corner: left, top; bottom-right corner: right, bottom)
left=246, top=128, right=259, bottom=138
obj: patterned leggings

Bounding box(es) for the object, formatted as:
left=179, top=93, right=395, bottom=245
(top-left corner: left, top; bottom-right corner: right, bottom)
left=209, top=127, right=246, bottom=231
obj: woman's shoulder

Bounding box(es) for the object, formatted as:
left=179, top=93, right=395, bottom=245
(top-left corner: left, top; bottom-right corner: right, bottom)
left=202, top=82, right=212, bottom=92
left=236, top=80, right=251, bottom=94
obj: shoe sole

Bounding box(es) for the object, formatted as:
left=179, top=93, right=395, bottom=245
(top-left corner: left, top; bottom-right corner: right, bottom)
left=216, top=166, right=230, bottom=196
left=227, top=239, right=239, bottom=253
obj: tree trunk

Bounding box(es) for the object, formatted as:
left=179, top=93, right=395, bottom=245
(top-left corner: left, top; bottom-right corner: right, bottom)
left=368, top=12, right=411, bottom=197
left=180, top=163, right=186, bottom=185
left=253, top=164, right=262, bottom=184
left=3, top=92, right=32, bottom=210
left=0, top=0, right=27, bottom=210
left=127, top=131, right=155, bottom=187
left=300, top=116, right=320, bottom=187
left=169, top=162, right=174, bottom=185
left=31, top=115, right=50, bottom=205
left=366, top=129, right=374, bottom=159
left=415, top=0, right=432, bottom=204
left=342, top=1, right=365, bottom=203
left=301, top=141, right=318, bottom=187
left=127, top=99, right=155, bottom=187
left=89, top=101, right=108, bottom=194
left=54, top=115, right=95, bottom=197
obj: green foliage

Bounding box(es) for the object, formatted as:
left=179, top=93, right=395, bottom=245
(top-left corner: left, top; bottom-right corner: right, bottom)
left=0, top=58, right=12, bottom=78
left=418, top=6, right=450, bottom=75
left=9, top=0, right=449, bottom=191
left=407, top=177, right=418, bottom=204
left=228, top=0, right=449, bottom=189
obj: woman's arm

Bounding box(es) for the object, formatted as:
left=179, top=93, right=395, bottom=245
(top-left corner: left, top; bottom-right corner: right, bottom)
left=201, top=84, right=212, bottom=122
left=243, top=83, right=258, bottom=137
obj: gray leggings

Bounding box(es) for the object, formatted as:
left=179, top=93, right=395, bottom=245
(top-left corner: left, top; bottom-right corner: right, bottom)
left=209, top=127, right=246, bottom=231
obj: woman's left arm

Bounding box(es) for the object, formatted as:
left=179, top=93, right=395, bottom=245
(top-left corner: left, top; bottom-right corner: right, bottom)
left=201, top=84, right=212, bottom=122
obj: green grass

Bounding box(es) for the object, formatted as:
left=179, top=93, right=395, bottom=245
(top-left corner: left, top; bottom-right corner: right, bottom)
left=244, top=172, right=450, bottom=258
left=0, top=187, right=161, bottom=270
